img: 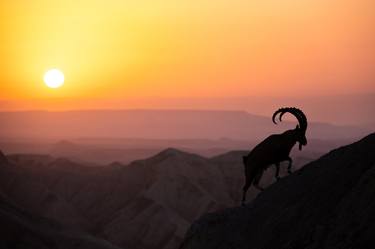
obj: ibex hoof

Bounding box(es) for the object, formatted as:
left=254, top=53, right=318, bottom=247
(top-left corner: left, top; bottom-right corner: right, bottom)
left=288, top=170, right=292, bottom=174
left=276, top=176, right=281, bottom=181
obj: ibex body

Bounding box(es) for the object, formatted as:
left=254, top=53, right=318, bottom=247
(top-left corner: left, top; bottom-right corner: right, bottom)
left=242, top=107, right=307, bottom=205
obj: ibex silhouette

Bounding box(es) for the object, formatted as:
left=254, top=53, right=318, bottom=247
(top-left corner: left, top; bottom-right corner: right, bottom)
left=241, top=107, right=307, bottom=205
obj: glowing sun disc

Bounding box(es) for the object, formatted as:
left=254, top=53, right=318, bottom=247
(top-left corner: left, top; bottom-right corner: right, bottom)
left=44, top=69, right=64, bottom=88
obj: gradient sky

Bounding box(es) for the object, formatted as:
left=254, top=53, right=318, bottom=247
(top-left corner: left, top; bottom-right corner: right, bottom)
left=0, top=0, right=374, bottom=107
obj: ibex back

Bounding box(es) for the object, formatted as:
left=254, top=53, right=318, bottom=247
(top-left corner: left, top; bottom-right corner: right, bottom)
left=241, top=107, right=308, bottom=206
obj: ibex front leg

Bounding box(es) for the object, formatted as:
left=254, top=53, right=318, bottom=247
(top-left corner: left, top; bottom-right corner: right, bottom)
left=253, top=171, right=265, bottom=191
left=274, top=162, right=281, bottom=181
left=287, top=156, right=293, bottom=174
left=242, top=171, right=257, bottom=206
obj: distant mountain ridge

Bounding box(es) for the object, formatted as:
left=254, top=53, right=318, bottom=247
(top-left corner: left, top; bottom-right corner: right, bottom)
left=1, top=93, right=374, bottom=125
left=2, top=136, right=348, bottom=165
left=0, top=109, right=370, bottom=140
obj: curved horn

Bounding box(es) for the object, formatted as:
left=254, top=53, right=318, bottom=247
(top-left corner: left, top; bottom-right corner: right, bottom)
left=295, top=108, right=307, bottom=131
left=272, top=107, right=308, bottom=131
left=272, top=107, right=291, bottom=124
left=272, top=108, right=284, bottom=124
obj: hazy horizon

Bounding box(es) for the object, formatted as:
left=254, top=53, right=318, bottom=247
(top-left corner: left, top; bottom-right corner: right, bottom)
left=0, top=109, right=371, bottom=142
left=1, top=93, right=374, bottom=126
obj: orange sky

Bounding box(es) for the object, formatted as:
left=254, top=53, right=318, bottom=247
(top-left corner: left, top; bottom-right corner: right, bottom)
left=0, top=0, right=374, bottom=107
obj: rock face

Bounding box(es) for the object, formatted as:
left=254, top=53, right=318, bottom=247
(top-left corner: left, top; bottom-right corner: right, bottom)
left=180, top=133, right=375, bottom=249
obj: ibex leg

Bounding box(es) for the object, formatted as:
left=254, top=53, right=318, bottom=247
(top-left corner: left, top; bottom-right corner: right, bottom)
left=242, top=175, right=255, bottom=206
left=253, top=171, right=264, bottom=191
left=242, top=167, right=260, bottom=206
left=287, top=157, right=293, bottom=174
left=274, top=162, right=281, bottom=181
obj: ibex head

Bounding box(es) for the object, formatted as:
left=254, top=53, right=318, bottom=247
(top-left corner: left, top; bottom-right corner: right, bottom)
left=272, top=107, right=308, bottom=150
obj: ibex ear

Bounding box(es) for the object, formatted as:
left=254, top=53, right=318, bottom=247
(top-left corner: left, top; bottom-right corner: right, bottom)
left=295, top=125, right=300, bottom=129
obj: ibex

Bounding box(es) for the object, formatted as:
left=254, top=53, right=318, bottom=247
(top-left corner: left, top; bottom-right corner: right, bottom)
left=241, top=107, right=307, bottom=205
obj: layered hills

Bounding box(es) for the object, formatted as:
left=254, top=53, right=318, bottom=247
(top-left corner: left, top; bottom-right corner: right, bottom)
left=1, top=133, right=374, bottom=249
left=0, top=147, right=252, bottom=249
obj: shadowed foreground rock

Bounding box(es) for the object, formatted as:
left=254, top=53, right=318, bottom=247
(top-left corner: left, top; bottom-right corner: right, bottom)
left=0, top=195, right=123, bottom=249
left=180, top=133, right=375, bottom=249
left=0, top=155, right=123, bottom=249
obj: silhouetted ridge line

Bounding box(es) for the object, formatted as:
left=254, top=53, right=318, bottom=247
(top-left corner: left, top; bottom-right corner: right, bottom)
left=180, top=133, right=375, bottom=249
left=150, top=148, right=205, bottom=161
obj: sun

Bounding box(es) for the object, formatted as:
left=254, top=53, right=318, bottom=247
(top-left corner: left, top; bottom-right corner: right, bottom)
left=44, top=69, right=64, bottom=88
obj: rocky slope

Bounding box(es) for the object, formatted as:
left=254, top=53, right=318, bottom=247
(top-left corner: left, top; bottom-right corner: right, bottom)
left=180, top=133, right=375, bottom=249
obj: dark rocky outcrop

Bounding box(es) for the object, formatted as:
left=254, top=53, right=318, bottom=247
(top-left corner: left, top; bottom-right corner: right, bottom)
left=180, top=133, right=375, bottom=249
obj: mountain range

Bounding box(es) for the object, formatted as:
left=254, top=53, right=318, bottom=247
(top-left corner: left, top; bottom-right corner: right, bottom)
left=0, top=147, right=257, bottom=249
left=1, top=133, right=374, bottom=249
